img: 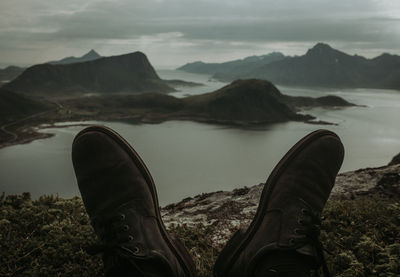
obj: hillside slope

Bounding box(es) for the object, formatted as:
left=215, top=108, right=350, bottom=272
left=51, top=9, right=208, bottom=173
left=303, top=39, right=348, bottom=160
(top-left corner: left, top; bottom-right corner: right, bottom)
left=0, top=89, right=52, bottom=124
left=0, top=66, right=25, bottom=84
left=4, top=52, right=175, bottom=95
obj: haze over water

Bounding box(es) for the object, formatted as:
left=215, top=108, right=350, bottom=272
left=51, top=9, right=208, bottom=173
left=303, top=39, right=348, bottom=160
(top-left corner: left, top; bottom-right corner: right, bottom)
left=0, top=70, right=399, bottom=205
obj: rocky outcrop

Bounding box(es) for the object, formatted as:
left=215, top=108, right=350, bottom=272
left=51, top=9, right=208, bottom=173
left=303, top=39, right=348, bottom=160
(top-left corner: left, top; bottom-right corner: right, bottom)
left=389, top=152, right=400, bottom=166
left=161, top=163, right=400, bottom=248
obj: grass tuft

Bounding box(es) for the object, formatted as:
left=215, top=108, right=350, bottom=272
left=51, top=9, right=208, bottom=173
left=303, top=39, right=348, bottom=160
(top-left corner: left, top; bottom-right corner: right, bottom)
left=1, top=194, right=399, bottom=276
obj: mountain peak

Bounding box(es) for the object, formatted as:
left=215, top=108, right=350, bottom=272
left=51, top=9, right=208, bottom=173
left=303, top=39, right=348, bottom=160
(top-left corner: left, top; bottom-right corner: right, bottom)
left=305, top=43, right=348, bottom=60
left=313, top=42, right=332, bottom=49
left=307, top=43, right=334, bottom=54
left=82, top=49, right=101, bottom=59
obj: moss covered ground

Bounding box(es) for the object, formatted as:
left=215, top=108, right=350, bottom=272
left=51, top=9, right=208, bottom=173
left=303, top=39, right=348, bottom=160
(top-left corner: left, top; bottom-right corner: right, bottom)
left=1, top=193, right=399, bottom=276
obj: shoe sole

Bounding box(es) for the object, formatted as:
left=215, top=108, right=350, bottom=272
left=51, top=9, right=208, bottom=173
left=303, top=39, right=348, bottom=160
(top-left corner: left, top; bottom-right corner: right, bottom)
left=74, top=125, right=196, bottom=277
left=214, top=129, right=341, bottom=276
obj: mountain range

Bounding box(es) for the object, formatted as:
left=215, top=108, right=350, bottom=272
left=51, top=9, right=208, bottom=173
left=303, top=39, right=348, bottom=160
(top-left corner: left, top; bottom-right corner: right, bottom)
left=3, top=52, right=175, bottom=95
left=47, top=49, right=102, bottom=65
left=178, top=52, right=285, bottom=75
left=179, top=43, right=400, bottom=90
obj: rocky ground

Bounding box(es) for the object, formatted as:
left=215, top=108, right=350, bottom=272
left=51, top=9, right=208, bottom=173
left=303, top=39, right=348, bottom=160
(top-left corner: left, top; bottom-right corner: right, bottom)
left=1, top=159, right=399, bottom=276
left=162, top=163, right=400, bottom=249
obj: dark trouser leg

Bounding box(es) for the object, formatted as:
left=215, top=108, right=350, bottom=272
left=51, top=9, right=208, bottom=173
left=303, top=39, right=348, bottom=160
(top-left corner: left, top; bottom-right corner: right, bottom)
left=254, top=251, right=314, bottom=277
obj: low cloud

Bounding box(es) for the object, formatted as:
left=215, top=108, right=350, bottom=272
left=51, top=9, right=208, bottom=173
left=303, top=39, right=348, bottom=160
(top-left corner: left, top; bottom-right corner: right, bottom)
left=0, top=0, right=399, bottom=67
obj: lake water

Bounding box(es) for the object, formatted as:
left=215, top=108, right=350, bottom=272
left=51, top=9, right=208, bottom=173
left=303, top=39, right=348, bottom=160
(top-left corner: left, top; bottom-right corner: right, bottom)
left=0, top=70, right=399, bottom=205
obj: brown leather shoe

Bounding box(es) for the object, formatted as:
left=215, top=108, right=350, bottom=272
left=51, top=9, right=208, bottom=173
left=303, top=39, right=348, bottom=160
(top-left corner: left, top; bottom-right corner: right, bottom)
left=214, top=129, right=344, bottom=277
left=72, top=126, right=196, bottom=277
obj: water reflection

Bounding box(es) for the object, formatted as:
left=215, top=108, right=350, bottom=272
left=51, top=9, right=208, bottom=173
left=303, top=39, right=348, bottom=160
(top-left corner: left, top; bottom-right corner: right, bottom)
left=0, top=72, right=399, bottom=205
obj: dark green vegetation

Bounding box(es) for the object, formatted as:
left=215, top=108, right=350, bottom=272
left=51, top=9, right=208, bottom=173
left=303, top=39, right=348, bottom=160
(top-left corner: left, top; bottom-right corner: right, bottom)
left=3, top=52, right=175, bottom=95
left=180, top=43, right=400, bottom=90
left=1, top=193, right=399, bottom=276
left=47, top=49, right=102, bottom=65
left=59, top=79, right=354, bottom=126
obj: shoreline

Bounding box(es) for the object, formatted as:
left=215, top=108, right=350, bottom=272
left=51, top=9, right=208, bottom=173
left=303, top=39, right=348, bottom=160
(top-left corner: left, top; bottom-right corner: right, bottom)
left=0, top=112, right=336, bottom=150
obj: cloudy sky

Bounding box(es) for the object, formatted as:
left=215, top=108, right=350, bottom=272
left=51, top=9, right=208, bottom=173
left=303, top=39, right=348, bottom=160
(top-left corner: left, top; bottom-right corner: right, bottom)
left=0, top=0, right=399, bottom=68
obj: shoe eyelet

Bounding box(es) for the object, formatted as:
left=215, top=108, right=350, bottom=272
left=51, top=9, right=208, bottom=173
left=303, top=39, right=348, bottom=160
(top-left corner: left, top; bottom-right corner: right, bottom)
left=123, top=225, right=129, bottom=231
left=119, top=214, right=126, bottom=220
left=133, top=246, right=140, bottom=254
left=301, top=208, right=308, bottom=214
left=128, top=235, right=134, bottom=241
left=298, top=219, right=304, bottom=225
left=294, top=228, right=301, bottom=234
left=289, top=238, right=295, bottom=245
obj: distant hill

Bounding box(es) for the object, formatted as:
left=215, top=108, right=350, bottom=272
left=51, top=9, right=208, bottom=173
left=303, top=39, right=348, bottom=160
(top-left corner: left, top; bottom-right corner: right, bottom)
left=178, top=52, right=286, bottom=76
left=0, top=66, right=25, bottom=84
left=60, top=79, right=354, bottom=126
left=47, top=50, right=102, bottom=65
left=179, top=79, right=304, bottom=123
left=213, top=43, right=400, bottom=89
left=4, top=52, right=175, bottom=95
left=0, top=89, right=52, bottom=124
left=179, top=79, right=354, bottom=124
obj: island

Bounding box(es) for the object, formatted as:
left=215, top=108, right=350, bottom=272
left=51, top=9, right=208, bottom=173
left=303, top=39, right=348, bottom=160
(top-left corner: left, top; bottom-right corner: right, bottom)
left=56, top=79, right=355, bottom=126
left=0, top=78, right=356, bottom=148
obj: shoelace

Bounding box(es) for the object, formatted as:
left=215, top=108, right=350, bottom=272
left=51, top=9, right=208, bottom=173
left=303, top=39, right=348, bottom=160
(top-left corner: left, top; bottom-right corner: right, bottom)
left=294, top=207, right=331, bottom=277
left=85, top=213, right=147, bottom=274
left=93, top=213, right=132, bottom=240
